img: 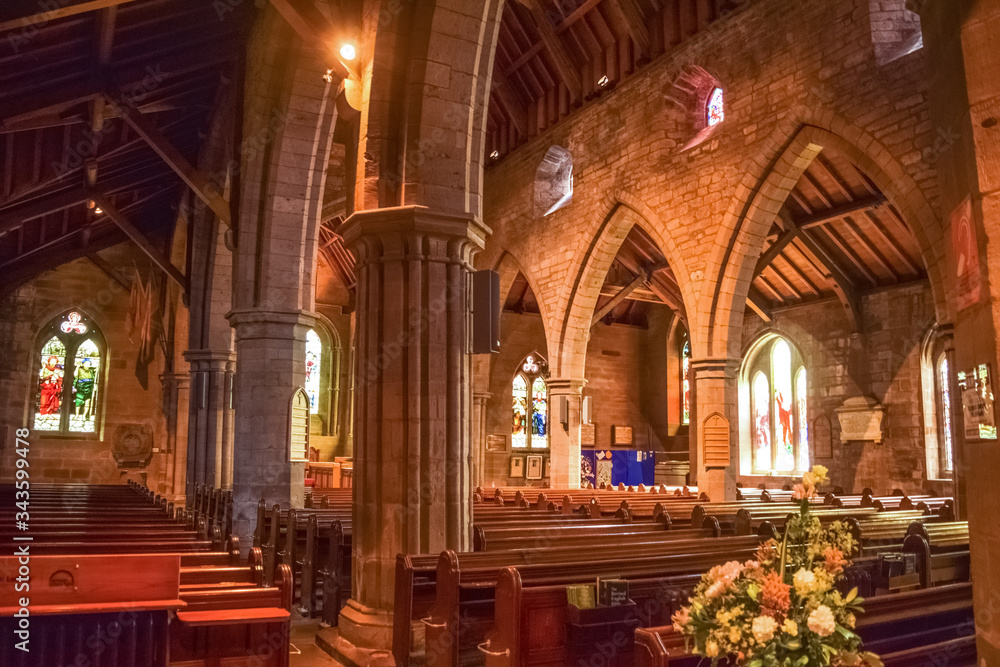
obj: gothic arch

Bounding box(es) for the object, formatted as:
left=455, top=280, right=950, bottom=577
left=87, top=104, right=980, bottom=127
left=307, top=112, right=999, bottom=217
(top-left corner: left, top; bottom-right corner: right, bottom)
left=701, top=114, right=947, bottom=360
left=556, top=191, right=694, bottom=380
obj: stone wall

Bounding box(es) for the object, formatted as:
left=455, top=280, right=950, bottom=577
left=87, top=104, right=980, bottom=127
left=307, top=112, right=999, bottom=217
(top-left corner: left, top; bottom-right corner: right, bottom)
left=739, top=282, right=939, bottom=494
left=0, top=247, right=171, bottom=486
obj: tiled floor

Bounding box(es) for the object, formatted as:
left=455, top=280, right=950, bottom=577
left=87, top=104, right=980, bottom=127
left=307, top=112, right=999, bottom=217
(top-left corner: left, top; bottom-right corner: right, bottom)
left=290, top=614, right=340, bottom=666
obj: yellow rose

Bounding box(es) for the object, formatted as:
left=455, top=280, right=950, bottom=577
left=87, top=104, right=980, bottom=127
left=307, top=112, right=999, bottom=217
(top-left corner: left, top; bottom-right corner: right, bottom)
left=782, top=618, right=798, bottom=636
left=811, top=465, right=829, bottom=483
left=705, top=640, right=720, bottom=657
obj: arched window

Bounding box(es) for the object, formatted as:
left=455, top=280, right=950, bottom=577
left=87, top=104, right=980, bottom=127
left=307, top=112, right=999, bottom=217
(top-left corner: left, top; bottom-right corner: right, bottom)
left=302, top=324, right=345, bottom=438
left=512, top=354, right=548, bottom=449
left=33, top=311, right=105, bottom=434
left=936, top=354, right=954, bottom=475
left=681, top=338, right=691, bottom=426
left=742, top=336, right=808, bottom=474
left=534, top=146, right=573, bottom=217
left=706, top=87, right=724, bottom=127
left=305, top=329, right=323, bottom=414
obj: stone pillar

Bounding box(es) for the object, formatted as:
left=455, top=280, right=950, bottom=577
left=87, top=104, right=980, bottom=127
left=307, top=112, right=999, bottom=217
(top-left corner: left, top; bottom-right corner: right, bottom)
left=183, top=350, right=236, bottom=497
left=226, top=311, right=314, bottom=549
left=473, top=392, right=491, bottom=488
left=333, top=206, right=488, bottom=659
left=547, top=378, right=586, bottom=488
left=159, top=371, right=190, bottom=502
left=690, top=357, right=740, bottom=502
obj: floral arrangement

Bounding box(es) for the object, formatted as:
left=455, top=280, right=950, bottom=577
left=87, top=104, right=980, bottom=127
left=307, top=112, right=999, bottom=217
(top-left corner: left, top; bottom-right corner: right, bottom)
left=672, top=466, right=883, bottom=667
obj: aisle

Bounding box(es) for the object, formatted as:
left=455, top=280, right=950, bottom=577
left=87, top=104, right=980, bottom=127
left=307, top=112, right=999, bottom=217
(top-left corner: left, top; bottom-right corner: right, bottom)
left=290, top=614, right=340, bottom=666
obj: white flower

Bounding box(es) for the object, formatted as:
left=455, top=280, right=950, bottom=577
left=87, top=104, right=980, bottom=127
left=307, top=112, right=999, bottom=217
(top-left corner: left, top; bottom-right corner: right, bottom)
left=807, top=605, right=836, bottom=637
left=793, top=568, right=817, bottom=594
left=752, top=615, right=778, bottom=643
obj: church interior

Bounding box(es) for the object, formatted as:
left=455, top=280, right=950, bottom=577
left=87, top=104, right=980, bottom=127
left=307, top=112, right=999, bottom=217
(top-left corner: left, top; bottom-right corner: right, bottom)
left=1, top=0, right=999, bottom=664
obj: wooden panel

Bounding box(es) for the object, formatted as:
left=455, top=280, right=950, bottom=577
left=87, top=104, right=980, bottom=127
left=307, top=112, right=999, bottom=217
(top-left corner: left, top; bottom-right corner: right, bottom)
left=289, top=388, right=310, bottom=461
left=0, top=553, right=181, bottom=615
left=702, top=413, right=730, bottom=468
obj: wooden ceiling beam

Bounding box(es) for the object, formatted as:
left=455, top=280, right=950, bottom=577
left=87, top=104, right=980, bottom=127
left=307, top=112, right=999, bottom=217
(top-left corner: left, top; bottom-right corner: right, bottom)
left=753, top=227, right=797, bottom=278
left=91, top=192, right=185, bottom=289
left=792, top=195, right=887, bottom=230
left=778, top=211, right=861, bottom=332
left=0, top=187, right=90, bottom=235
left=115, top=99, right=231, bottom=227
left=746, top=288, right=773, bottom=323
left=606, top=0, right=651, bottom=54
left=0, top=0, right=138, bottom=32
left=599, top=285, right=662, bottom=303
left=518, top=0, right=583, bottom=99
left=491, top=69, right=529, bottom=135
left=87, top=251, right=130, bottom=289
left=592, top=270, right=649, bottom=325
left=267, top=0, right=354, bottom=81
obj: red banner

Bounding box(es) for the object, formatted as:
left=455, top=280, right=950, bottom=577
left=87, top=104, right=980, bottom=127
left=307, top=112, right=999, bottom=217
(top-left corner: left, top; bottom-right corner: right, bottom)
left=951, top=196, right=981, bottom=311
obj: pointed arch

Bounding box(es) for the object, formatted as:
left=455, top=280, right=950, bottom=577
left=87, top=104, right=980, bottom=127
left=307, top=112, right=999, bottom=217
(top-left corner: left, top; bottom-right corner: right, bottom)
left=702, top=115, right=948, bottom=361
left=556, top=191, right=694, bottom=379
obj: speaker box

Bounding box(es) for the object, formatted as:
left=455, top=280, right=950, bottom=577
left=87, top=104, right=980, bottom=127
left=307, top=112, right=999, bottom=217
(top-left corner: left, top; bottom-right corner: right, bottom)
left=472, top=269, right=500, bottom=354
left=582, top=396, right=592, bottom=424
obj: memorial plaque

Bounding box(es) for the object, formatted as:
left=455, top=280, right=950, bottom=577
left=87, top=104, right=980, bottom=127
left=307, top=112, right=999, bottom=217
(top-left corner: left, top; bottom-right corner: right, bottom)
left=611, top=425, right=632, bottom=447
left=581, top=422, right=596, bottom=446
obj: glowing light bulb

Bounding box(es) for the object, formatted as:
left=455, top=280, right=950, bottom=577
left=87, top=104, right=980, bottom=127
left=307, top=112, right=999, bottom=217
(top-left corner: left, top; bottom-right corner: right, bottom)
left=340, top=44, right=356, bottom=61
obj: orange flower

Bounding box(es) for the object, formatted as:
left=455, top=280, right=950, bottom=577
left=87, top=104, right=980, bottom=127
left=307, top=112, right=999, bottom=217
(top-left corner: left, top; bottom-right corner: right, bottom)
left=822, top=546, right=847, bottom=574
left=759, top=571, right=791, bottom=620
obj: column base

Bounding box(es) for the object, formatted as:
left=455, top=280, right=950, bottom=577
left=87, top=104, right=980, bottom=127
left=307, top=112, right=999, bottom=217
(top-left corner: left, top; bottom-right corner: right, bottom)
left=327, top=599, right=395, bottom=665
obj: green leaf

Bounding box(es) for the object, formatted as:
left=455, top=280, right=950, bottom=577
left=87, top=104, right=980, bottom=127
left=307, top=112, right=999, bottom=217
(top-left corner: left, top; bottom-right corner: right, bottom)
left=835, top=625, right=858, bottom=640
left=861, top=652, right=885, bottom=667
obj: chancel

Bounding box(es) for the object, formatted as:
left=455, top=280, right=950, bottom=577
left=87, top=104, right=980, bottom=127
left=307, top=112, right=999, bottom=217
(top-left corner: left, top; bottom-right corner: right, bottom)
left=0, top=0, right=997, bottom=665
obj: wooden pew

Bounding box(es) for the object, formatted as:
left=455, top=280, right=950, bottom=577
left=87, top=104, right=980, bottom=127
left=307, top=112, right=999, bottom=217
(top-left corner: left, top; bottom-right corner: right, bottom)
left=633, top=582, right=975, bottom=667
left=902, top=521, right=971, bottom=588
left=428, top=536, right=763, bottom=667
left=0, top=553, right=184, bottom=667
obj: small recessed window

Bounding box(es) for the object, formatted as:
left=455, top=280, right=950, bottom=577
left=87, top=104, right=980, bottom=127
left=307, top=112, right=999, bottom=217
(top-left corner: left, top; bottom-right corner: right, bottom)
left=707, top=87, right=725, bottom=127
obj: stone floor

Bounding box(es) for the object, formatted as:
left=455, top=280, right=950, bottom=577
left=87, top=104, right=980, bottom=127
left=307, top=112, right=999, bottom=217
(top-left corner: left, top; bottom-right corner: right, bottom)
left=290, top=614, right=340, bottom=666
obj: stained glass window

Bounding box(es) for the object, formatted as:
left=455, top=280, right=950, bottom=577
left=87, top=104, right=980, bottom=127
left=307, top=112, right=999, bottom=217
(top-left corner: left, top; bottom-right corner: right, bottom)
left=752, top=372, right=771, bottom=468
left=681, top=339, right=691, bottom=426
left=35, top=337, right=66, bottom=431
left=305, top=329, right=322, bottom=414
left=796, top=368, right=809, bottom=473
left=745, top=336, right=808, bottom=474
left=938, top=355, right=954, bottom=473
left=33, top=311, right=104, bottom=434
left=531, top=377, right=548, bottom=448
left=707, top=87, right=724, bottom=127
left=512, top=354, right=548, bottom=450
left=512, top=375, right=528, bottom=449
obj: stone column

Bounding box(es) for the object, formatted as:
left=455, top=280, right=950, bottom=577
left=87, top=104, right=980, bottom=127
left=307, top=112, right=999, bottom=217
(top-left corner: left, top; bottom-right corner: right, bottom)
left=333, top=206, right=488, bottom=658
left=472, top=392, right=491, bottom=488
left=183, top=349, right=236, bottom=497
left=547, top=378, right=586, bottom=488
left=690, top=357, right=740, bottom=502
left=159, top=371, right=190, bottom=502
left=226, top=311, right=314, bottom=549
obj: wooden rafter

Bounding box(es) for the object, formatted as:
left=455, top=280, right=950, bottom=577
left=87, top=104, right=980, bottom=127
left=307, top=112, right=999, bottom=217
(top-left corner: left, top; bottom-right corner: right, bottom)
left=492, top=69, right=529, bottom=135
left=793, top=195, right=887, bottom=231
left=606, top=0, right=651, bottom=54
left=91, top=193, right=185, bottom=289
left=592, top=270, right=649, bottom=326
left=0, top=0, right=138, bottom=32
left=746, top=287, right=773, bottom=323
left=0, top=187, right=90, bottom=236
left=267, top=0, right=354, bottom=80
left=777, top=211, right=862, bottom=332
left=517, top=0, right=583, bottom=99
left=115, top=100, right=231, bottom=227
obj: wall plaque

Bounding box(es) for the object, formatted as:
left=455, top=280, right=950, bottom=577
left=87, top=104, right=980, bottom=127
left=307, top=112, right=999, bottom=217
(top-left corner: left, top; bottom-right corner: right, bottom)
left=289, top=388, right=310, bottom=461
left=702, top=413, right=730, bottom=468
left=611, top=425, right=632, bottom=447
left=111, top=423, right=153, bottom=468
left=835, top=396, right=884, bottom=444
left=580, top=422, right=596, bottom=446
left=486, top=435, right=506, bottom=452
